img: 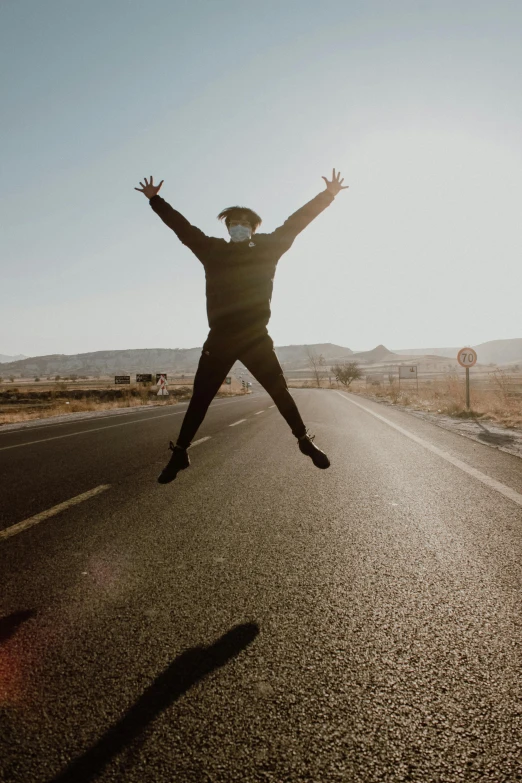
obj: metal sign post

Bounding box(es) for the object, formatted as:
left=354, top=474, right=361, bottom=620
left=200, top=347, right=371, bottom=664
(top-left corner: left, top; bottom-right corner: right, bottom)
left=398, top=365, right=418, bottom=393
left=457, top=348, right=477, bottom=409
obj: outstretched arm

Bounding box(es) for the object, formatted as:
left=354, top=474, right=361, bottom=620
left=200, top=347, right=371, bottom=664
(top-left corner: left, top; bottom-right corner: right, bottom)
left=271, top=168, right=348, bottom=251
left=135, top=175, right=210, bottom=257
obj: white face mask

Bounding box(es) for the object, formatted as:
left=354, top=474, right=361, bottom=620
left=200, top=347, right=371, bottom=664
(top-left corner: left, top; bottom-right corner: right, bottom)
left=229, top=224, right=252, bottom=243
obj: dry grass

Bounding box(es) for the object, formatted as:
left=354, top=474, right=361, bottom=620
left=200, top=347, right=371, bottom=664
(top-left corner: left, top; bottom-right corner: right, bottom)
left=287, top=379, right=337, bottom=390
left=0, top=384, right=245, bottom=426
left=288, top=374, right=522, bottom=429
left=354, top=375, right=522, bottom=429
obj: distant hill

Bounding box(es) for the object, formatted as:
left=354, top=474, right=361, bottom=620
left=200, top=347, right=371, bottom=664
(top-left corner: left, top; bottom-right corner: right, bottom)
left=352, top=344, right=400, bottom=364
left=275, top=343, right=354, bottom=370
left=2, top=337, right=520, bottom=378
left=0, top=349, right=204, bottom=377
left=394, top=338, right=522, bottom=366
left=0, top=343, right=354, bottom=377
left=472, top=338, right=522, bottom=365
left=0, top=354, right=27, bottom=363
left=394, top=346, right=458, bottom=359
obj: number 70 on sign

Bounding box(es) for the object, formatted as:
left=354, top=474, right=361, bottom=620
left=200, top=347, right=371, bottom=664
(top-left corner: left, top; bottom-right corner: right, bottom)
left=457, top=348, right=477, bottom=368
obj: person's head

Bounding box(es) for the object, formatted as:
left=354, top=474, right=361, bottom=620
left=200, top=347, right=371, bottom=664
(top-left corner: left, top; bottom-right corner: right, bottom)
left=217, top=206, right=262, bottom=242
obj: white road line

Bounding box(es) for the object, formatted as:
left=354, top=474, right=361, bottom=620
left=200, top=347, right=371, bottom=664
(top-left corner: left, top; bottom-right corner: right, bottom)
left=229, top=419, right=247, bottom=427
left=0, top=398, right=250, bottom=452
left=0, top=485, right=111, bottom=542
left=268, top=405, right=275, bottom=408
left=254, top=410, right=265, bottom=415
left=190, top=436, right=211, bottom=447
left=336, top=392, right=522, bottom=509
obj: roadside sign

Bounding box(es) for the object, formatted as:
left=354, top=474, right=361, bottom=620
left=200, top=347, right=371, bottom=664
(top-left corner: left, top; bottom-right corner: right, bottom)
left=398, top=365, right=418, bottom=392
left=457, top=348, right=477, bottom=368
left=225, top=376, right=232, bottom=385
left=115, top=375, right=130, bottom=384
left=136, top=373, right=152, bottom=383
left=155, top=373, right=168, bottom=383
left=457, top=347, right=478, bottom=409
left=156, top=373, right=169, bottom=396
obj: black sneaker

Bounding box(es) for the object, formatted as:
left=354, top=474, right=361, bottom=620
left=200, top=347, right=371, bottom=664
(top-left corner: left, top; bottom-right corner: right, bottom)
left=157, top=442, right=190, bottom=484
left=298, top=431, right=330, bottom=469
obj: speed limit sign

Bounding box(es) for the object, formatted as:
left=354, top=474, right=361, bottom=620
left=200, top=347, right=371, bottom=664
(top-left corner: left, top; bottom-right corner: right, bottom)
left=457, top=347, right=477, bottom=368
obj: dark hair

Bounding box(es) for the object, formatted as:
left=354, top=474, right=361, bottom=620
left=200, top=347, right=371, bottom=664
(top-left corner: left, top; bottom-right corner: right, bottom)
left=217, top=206, right=262, bottom=232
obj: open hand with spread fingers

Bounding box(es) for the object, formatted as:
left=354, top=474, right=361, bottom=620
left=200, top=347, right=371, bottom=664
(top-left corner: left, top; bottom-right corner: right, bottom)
left=322, top=168, right=348, bottom=197
left=134, top=175, right=164, bottom=199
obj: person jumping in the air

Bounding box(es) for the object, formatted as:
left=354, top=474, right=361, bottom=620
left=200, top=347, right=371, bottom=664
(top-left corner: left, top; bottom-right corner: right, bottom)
left=134, top=169, right=348, bottom=483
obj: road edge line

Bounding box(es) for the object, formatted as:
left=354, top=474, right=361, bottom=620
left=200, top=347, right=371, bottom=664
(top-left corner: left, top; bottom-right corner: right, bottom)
left=336, top=392, right=522, bottom=509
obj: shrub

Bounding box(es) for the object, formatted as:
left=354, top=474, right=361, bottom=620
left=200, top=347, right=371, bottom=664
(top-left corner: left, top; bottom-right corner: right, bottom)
left=332, top=361, right=362, bottom=388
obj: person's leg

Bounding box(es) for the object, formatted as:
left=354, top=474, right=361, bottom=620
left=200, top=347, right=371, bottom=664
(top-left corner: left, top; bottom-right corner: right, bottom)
left=239, top=332, right=306, bottom=437
left=239, top=331, right=330, bottom=468
left=176, top=342, right=236, bottom=448
left=158, top=338, right=236, bottom=483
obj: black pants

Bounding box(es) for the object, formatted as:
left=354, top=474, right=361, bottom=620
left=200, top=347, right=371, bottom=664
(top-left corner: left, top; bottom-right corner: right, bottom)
left=176, top=329, right=306, bottom=448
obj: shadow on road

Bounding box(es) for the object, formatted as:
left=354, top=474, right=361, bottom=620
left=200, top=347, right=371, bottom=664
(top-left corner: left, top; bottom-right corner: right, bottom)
left=48, top=622, right=259, bottom=783
left=470, top=415, right=516, bottom=447
left=0, top=609, right=36, bottom=644
left=477, top=431, right=515, bottom=447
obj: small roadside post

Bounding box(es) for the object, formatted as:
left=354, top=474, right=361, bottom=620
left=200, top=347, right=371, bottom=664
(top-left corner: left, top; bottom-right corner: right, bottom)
left=398, top=365, right=418, bottom=393
left=457, top=347, right=477, bottom=410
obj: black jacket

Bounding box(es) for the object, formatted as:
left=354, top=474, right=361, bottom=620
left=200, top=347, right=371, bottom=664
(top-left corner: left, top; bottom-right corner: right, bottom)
left=149, top=190, right=334, bottom=334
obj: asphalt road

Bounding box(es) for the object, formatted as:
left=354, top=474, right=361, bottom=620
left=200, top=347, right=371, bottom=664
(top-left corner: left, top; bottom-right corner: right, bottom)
left=1, top=389, right=521, bottom=783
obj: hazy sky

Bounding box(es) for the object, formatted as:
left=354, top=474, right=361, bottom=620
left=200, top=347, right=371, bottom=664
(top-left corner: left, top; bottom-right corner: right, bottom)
left=1, top=0, right=521, bottom=357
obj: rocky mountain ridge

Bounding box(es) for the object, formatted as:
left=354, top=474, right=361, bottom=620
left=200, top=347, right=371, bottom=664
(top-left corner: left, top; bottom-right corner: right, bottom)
left=1, top=337, right=521, bottom=376
left=0, top=344, right=354, bottom=377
